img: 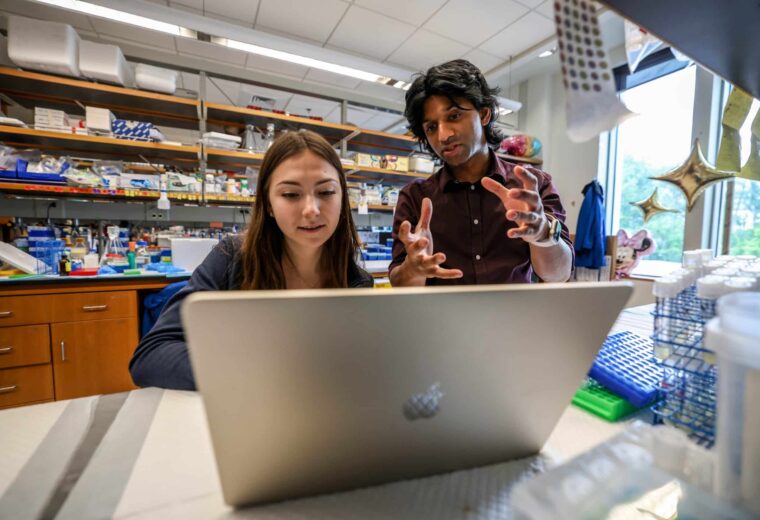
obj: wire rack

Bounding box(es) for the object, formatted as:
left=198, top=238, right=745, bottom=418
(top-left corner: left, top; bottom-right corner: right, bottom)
left=651, top=284, right=718, bottom=447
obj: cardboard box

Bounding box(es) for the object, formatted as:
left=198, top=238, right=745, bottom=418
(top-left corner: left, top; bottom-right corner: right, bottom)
left=409, top=156, right=436, bottom=174
left=354, top=153, right=384, bottom=168
left=86, top=106, right=115, bottom=134
left=383, top=155, right=409, bottom=172
left=112, top=119, right=153, bottom=140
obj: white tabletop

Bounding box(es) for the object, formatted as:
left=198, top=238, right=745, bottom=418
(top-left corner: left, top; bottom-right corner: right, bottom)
left=0, top=306, right=653, bottom=519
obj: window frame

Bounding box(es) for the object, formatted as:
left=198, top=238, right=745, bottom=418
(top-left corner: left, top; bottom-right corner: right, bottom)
left=598, top=50, right=725, bottom=276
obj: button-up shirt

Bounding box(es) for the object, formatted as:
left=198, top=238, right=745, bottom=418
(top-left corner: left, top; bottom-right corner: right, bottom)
left=390, top=151, right=573, bottom=285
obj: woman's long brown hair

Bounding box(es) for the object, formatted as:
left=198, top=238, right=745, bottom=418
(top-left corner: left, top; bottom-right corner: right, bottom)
left=239, top=130, right=361, bottom=289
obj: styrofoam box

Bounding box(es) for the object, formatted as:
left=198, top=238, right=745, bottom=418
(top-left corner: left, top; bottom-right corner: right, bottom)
left=170, top=238, right=218, bottom=273
left=135, top=63, right=177, bottom=94
left=8, top=15, right=81, bottom=78
left=79, top=40, right=132, bottom=86
left=0, top=34, right=14, bottom=67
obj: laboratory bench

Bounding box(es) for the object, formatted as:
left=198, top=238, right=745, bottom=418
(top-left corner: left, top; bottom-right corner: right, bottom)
left=0, top=306, right=654, bottom=519
left=0, top=273, right=190, bottom=408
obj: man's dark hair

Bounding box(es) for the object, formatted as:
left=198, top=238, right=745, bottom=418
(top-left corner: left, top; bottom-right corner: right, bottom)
left=404, top=59, right=503, bottom=155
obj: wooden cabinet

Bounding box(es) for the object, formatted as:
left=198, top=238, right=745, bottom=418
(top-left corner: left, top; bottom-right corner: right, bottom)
left=0, top=283, right=151, bottom=408
left=51, top=317, right=138, bottom=401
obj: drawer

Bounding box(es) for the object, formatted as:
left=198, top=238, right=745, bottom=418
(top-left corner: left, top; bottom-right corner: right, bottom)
left=0, top=295, right=51, bottom=327
left=50, top=291, right=136, bottom=322
left=0, top=325, right=50, bottom=369
left=0, top=364, right=54, bottom=408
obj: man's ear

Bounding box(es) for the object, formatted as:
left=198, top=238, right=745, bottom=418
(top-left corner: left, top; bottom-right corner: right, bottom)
left=480, top=106, right=492, bottom=126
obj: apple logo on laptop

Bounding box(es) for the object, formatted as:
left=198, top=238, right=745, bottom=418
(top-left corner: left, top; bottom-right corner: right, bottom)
left=402, top=382, right=443, bottom=421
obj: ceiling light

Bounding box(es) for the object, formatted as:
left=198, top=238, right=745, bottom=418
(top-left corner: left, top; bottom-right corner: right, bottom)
left=34, top=0, right=182, bottom=35
left=34, top=0, right=411, bottom=88
left=538, top=48, right=557, bottom=58
left=219, top=38, right=391, bottom=84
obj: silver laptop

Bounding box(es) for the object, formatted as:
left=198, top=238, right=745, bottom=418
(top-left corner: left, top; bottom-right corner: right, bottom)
left=182, top=282, right=632, bottom=507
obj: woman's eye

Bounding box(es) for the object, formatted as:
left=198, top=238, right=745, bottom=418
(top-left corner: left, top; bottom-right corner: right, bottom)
left=281, top=192, right=299, bottom=199
left=425, top=124, right=436, bottom=134
left=319, top=190, right=337, bottom=197
left=449, top=112, right=461, bottom=120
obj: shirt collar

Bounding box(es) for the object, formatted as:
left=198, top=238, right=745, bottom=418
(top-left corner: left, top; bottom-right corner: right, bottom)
left=439, top=149, right=511, bottom=192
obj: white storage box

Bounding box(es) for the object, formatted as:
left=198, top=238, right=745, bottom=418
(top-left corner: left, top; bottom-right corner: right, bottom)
left=79, top=40, right=131, bottom=86
left=8, top=15, right=81, bottom=77
left=85, top=106, right=115, bottom=134
left=409, top=155, right=436, bottom=174
left=170, top=238, right=219, bottom=273
left=135, top=63, right=177, bottom=94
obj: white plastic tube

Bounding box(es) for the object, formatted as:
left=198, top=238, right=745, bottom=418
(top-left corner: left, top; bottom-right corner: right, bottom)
left=705, top=291, right=760, bottom=514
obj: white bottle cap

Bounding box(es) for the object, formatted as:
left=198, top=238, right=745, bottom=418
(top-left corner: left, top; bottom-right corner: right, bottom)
left=682, top=250, right=703, bottom=269
left=653, top=276, right=682, bottom=298
left=723, top=277, right=754, bottom=294
left=697, top=275, right=728, bottom=299
left=698, top=249, right=714, bottom=263
left=704, top=259, right=727, bottom=274
left=713, top=267, right=739, bottom=278
left=708, top=292, right=760, bottom=369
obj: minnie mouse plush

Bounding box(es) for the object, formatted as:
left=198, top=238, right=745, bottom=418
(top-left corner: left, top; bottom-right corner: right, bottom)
left=615, top=229, right=656, bottom=278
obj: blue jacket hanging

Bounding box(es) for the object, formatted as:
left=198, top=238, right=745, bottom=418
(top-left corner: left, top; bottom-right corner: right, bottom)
left=574, top=179, right=606, bottom=268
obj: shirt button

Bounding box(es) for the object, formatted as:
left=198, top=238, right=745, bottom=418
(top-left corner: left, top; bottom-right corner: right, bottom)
left=475, top=254, right=481, bottom=260
left=470, top=185, right=475, bottom=191
left=473, top=219, right=479, bottom=225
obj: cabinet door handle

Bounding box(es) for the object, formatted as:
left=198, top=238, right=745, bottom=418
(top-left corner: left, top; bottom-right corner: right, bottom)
left=0, top=385, right=17, bottom=394
left=0, top=311, right=13, bottom=318
left=0, top=346, right=13, bottom=354
left=61, top=341, right=66, bottom=362
left=82, top=305, right=108, bottom=312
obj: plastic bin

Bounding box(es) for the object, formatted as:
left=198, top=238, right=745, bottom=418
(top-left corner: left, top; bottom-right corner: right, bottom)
left=8, top=15, right=81, bottom=77
left=79, top=40, right=132, bottom=86
left=705, top=292, right=760, bottom=515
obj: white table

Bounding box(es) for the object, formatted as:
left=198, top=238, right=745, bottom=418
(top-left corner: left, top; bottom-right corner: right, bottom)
left=0, top=306, right=653, bottom=519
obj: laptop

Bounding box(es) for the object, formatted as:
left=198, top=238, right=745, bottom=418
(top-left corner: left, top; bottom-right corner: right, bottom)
left=182, top=282, right=632, bottom=507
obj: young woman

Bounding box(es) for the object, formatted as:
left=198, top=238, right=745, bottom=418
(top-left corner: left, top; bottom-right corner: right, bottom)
left=130, top=130, right=373, bottom=390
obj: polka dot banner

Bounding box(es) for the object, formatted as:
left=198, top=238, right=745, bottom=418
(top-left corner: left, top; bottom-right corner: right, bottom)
left=554, top=0, right=635, bottom=142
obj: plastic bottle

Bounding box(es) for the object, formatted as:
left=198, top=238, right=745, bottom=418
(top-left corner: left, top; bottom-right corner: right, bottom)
left=262, top=123, right=275, bottom=151
left=127, top=241, right=137, bottom=269
left=706, top=292, right=760, bottom=514
left=58, top=252, right=71, bottom=276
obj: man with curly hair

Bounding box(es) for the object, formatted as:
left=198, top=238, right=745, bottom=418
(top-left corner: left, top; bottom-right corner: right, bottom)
left=389, top=59, right=574, bottom=286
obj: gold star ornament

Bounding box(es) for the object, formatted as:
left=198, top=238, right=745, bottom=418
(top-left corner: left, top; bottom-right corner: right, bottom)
left=650, top=139, right=735, bottom=211
left=630, top=188, right=679, bottom=222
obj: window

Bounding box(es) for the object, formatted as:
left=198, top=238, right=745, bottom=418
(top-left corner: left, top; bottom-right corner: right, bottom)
left=602, top=55, right=696, bottom=264
left=726, top=97, right=760, bottom=256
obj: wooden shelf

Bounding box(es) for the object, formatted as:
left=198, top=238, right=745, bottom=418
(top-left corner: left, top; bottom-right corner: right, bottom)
left=205, top=102, right=417, bottom=155
left=345, top=165, right=430, bottom=184
left=0, top=180, right=398, bottom=212
left=0, top=67, right=200, bottom=130
left=205, top=148, right=265, bottom=170
left=0, top=180, right=159, bottom=202
left=496, top=153, right=543, bottom=166
left=0, top=126, right=200, bottom=168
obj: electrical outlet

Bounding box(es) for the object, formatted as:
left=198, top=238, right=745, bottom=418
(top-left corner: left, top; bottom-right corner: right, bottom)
left=149, top=211, right=169, bottom=221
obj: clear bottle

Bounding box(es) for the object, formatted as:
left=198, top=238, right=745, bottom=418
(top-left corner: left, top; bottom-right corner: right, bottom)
left=262, top=123, right=275, bottom=151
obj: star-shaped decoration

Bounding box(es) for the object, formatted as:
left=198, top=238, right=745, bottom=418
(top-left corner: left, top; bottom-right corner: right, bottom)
left=630, top=188, right=679, bottom=223
left=650, top=139, right=735, bottom=211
